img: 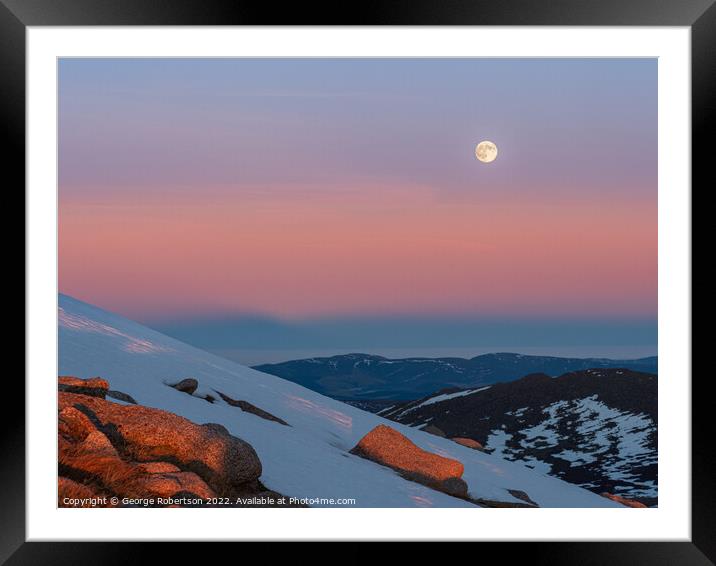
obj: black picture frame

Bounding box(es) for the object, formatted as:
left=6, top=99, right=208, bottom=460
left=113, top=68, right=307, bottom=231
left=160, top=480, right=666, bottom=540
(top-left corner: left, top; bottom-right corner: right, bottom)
left=7, top=0, right=708, bottom=562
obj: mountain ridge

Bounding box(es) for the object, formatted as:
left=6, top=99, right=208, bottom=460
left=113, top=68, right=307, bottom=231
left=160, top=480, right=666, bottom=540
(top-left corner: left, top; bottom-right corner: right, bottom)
left=378, top=368, right=658, bottom=504
left=254, top=352, right=658, bottom=400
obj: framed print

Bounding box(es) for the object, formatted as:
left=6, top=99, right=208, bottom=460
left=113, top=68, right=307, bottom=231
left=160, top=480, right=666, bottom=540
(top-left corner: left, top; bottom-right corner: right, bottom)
left=9, top=0, right=709, bottom=562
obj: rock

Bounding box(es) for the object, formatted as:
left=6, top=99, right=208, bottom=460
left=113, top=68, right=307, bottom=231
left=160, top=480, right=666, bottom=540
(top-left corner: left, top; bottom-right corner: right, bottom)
left=349, top=425, right=467, bottom=497
left=59, top=405, right=138, bottom=485
left=58, top=406, right=129, bottom=486
left=169, top=378, right=198, bottom=395
left=507, top=489, right=539, bottom=507
left=440, top=477, right=470, bottom=498
left=601, top=492, right=648, bottom=508
left=216, top=391, right=290, bottom=426
left=137, top=470, right=215, bottom=500
left=107, top=390, right=138, bottom=404
left=137, top=462, right=181, bottom=474
left=59, top=420, right=146, bottom=500
left=58, top=376, right=109, bottom=398
left=58, top=405, right=98, bottom=442
left=60, top=406, right=215, bottom=504
left=80, top=429, right=119, bottom=457
left=57, top=377, right=296, bottom=506
left=59, top=391, right=262, bottom=495
left=451, top=437, right=484, bottom=451
left=422, top=424, right=447, bottom=438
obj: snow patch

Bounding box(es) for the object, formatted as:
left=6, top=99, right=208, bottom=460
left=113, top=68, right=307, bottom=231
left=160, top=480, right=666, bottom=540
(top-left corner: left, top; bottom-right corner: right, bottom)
left=415, top=386, right=491, bottom=409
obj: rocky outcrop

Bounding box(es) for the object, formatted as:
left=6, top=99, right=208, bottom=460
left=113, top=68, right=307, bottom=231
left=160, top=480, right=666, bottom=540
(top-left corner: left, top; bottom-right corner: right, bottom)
left=169, top=378, right=199, bottom=395
left=507, top=489, right=539, bottom=507
left=600, top=492, right=648, bottom=508
left=58, top=376, right=109, bottom=398
left=59, top=405, right=164, bottom=501
left=59, top=390, right=261, bottom=494
left=451, top=437, right=484, bottom=451
left=58, top=376, right=286, bottom=507
left=349, top=425, right=467, bottom=497
left=106, top=390, right=138, bottom=404
left=60, top=422, right=216, bottom=503
left=216, top=391, right=289, bottom=426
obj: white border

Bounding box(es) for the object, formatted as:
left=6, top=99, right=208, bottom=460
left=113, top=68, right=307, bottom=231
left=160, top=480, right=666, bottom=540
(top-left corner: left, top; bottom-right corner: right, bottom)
left=27, top=27, right=691, bottom=541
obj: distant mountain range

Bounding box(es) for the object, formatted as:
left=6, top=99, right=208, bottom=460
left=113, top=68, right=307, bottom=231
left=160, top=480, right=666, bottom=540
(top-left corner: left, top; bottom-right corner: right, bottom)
left=254, top=353, right=658, bottom=400
left=378, top=369, right=658, bottom=505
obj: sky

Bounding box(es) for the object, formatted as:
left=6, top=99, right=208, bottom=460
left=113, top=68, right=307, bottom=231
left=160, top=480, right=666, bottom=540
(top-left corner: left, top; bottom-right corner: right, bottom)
left=58, top=58, right=657, bottom=363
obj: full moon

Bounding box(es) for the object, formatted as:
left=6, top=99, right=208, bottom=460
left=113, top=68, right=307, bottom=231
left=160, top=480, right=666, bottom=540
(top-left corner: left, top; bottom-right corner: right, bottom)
left=475, top=140, right=498, bottom=163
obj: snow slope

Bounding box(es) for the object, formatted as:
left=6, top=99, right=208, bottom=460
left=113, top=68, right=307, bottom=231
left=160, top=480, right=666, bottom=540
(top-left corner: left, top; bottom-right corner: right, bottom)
left=58, top=294, right=620, bottom=508
left=486, top=395, right=658, bottom=498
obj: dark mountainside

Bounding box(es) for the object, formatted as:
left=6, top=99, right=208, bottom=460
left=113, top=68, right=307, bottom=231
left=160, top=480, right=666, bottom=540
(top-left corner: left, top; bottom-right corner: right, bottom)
left=253, top=353, right=657, bottom=400
left=379, top=368, right=658, bottom=505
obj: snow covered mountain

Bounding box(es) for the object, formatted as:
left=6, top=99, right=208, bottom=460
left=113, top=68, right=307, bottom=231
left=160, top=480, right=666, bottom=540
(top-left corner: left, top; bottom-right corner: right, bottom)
left=378, top=371, right=658, bottom=505
left=58, top=294, right=622, bottom=508
left=254, top=352, right=657, bottom=400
